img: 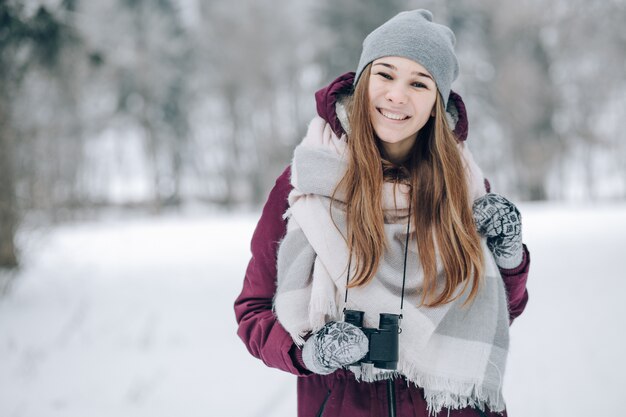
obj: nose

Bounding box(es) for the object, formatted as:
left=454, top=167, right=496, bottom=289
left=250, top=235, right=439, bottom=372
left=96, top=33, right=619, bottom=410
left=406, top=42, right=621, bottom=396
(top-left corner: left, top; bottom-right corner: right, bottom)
left=384, top=82, right=407, bottom=104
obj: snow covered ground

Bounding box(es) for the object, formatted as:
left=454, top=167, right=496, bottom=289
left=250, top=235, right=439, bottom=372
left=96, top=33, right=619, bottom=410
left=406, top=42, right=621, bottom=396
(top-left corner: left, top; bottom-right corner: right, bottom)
left=0, top=202, right=625, bottom=417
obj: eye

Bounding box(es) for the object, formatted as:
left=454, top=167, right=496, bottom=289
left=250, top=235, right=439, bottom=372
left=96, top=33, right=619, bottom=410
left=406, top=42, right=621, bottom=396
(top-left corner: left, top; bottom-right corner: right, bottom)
left=375, top=72, right=393, bottom=80
left=411, top=81, right=428, bottom=89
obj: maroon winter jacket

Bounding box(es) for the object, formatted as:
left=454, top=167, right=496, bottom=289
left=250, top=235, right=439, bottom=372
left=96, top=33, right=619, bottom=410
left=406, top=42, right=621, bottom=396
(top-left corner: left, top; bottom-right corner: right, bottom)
left=234, top=72, right=530, bottom=417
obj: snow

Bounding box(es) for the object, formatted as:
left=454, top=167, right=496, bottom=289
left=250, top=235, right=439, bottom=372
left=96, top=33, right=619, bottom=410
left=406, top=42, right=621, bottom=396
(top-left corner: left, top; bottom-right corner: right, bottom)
left=1, top=203, right=625, bottom=417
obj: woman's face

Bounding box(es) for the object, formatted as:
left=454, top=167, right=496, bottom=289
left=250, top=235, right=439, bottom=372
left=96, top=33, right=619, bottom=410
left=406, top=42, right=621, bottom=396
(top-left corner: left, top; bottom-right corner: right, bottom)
left=368, top=56, right=438, bottom=163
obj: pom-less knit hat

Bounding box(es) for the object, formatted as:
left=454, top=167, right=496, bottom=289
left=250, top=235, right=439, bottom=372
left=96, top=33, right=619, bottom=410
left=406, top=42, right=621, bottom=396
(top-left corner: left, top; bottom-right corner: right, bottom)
left=354, top=9, right=459, bottom=107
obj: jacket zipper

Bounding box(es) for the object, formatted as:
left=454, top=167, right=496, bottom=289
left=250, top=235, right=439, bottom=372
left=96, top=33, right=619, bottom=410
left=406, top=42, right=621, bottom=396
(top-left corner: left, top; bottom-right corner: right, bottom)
left=315, top=389, right=332, bottom=417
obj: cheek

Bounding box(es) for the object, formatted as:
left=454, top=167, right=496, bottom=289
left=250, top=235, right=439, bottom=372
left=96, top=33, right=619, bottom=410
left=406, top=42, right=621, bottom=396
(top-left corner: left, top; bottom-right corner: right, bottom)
left=368, top=77, right=386, bottom=97
left=367, top=86, right=380, bottom=104
left=418, top=97, right=436, bottom=118
left=428, top=98, right=436, bottom=113
left=426, top=103, right=435, bottom=118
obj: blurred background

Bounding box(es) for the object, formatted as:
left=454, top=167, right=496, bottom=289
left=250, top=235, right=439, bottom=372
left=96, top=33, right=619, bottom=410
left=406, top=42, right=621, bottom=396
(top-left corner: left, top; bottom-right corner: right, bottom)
left=1, top=0, right=625, bottom=416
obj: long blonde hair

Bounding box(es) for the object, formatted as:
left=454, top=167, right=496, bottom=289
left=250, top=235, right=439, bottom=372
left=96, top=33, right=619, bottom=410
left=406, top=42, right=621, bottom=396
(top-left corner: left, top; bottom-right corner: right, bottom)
left=335, top=65, right=484, bottom=307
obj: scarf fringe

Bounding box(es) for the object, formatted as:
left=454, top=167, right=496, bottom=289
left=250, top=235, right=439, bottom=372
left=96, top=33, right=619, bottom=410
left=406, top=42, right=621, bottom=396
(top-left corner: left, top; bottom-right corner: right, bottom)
left=404, top=360, right=505, bottom=415
left=350, top=363, right=399, bottom=382
left=292, top=331, right=307, bottom=347
left=308, top=298, right=339, bottom=333
left=423, top=388, right=505, bottom=416
left=348, top=361, right=505, bottom=416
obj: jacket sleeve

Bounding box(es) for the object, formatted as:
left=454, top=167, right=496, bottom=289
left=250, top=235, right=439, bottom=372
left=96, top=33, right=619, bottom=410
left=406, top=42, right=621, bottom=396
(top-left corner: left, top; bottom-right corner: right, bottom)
left=234, top=166, right=310, bottom=376
left=499, top=244, right=530, bottom=324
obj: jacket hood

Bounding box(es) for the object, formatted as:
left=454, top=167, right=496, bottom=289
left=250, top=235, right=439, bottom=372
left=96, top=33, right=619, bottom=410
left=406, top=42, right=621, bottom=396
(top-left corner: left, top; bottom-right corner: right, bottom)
left=314, top=71, right=469, bottom=142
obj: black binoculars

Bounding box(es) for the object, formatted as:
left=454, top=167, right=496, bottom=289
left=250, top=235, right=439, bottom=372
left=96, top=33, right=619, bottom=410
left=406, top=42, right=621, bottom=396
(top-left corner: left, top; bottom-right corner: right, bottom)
left=343, top=309, right=400, bottom=370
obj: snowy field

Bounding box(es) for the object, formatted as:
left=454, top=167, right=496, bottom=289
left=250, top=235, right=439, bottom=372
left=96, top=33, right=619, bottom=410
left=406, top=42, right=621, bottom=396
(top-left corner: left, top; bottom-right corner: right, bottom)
left=0, top=202, right=625, bottom=417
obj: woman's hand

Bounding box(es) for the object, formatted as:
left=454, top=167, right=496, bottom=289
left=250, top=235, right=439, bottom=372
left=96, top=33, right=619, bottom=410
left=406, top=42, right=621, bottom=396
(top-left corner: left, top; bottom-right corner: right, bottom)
left=302, top=321, right=369, bottom=375
left=472, top=193, right=523, bottom=269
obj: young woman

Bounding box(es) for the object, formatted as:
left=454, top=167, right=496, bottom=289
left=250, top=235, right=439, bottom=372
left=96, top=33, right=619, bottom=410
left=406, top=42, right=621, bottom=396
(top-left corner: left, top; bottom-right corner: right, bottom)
left=235, top=10, right=530, bottom=417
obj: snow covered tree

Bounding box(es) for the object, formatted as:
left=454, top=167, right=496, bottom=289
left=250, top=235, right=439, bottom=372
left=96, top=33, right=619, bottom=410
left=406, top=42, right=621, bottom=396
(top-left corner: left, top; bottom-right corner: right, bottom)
left=314, top=0, right=408, bottom=82
left=0, top=2, right=75, bottom=268
left=106, top=0, right=192, bottom=210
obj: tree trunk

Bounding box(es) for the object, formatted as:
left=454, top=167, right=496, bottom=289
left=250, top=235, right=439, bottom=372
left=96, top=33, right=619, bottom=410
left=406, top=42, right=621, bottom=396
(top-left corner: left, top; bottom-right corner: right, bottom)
left=222, top=88, right=242, bottom=208
left=0, top=100, right=19, bottom=268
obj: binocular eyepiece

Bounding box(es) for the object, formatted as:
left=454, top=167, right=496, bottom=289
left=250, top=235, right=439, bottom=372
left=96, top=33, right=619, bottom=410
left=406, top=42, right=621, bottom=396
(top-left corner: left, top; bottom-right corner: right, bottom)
left=343, top=309, right=400, bottom=370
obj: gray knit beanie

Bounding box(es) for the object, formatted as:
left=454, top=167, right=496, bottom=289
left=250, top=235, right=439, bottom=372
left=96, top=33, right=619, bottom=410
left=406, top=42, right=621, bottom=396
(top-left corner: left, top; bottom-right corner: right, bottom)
left=354, top=9, right=459, bottom=107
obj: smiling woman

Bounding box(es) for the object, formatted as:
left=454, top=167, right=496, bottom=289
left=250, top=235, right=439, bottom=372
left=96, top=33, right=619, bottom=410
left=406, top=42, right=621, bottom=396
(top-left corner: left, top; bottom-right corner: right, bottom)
left=235, top=9, right=531, bottom=417
left=367, top=57, right=438, bottom=163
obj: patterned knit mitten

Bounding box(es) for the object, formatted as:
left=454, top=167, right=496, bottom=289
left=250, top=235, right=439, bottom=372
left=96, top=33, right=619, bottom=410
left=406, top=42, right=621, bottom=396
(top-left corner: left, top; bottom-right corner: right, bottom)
left=302, top=321, right=368, bottom=375
left=472, top=193, right=523, bottom=269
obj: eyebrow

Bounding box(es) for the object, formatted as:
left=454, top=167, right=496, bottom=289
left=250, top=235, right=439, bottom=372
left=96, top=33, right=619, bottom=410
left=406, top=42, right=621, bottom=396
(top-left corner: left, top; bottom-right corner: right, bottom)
left=373, top=62, right=434, bottom=81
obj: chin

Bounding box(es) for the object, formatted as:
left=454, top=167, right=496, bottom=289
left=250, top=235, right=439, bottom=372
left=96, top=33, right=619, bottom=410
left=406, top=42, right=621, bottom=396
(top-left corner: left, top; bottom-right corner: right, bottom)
left=375, top=130, right=412, bottom=145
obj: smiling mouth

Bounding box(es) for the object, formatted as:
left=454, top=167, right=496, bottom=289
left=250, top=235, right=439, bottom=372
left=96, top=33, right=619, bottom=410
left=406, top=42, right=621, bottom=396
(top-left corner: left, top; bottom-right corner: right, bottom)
left=378, top=108, right=410, bottom=121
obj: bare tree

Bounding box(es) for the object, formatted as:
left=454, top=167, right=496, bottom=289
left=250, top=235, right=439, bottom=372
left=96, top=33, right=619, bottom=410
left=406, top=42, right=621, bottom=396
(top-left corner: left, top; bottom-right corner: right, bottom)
left=0, top=3, right=75, bottom=268
left=197, top=0, right=317, bottom=206
left=314, top=0, right=409, bottom=82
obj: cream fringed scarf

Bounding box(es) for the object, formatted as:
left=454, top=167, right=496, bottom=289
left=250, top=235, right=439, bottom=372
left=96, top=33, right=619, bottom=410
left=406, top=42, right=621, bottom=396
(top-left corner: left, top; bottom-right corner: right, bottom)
left=274, top=116, right=510, bottom=415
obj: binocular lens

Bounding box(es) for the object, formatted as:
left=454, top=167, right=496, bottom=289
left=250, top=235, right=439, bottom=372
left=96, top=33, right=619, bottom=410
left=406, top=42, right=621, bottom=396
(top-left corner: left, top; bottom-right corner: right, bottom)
left=379, top=313, right=399, bottom=328
left=344, top=310, right=364, bottom=326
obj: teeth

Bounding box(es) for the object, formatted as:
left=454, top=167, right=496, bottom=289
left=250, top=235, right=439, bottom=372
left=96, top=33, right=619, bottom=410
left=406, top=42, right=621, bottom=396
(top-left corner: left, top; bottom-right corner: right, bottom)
left=380, top=109, right=408, bottom=120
